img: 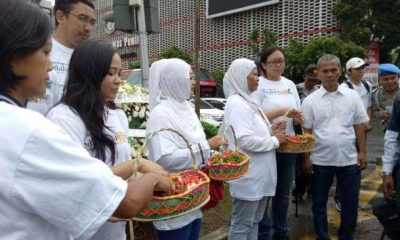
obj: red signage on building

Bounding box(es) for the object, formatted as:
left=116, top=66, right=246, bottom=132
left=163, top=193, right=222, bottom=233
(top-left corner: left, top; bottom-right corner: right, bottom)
left=364, top=41, right=379, bottom=86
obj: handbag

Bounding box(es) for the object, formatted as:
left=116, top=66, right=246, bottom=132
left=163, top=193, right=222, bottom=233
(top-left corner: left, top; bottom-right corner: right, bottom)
left=372, top=194, right=400, bottom=240
left=373, top=162, right=400, bottom=239
left=201, top=165, right=225, bottom=210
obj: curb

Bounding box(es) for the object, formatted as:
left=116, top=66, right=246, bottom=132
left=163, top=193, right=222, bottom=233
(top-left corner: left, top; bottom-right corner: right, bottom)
left=200, top=225, right=229, bottom=240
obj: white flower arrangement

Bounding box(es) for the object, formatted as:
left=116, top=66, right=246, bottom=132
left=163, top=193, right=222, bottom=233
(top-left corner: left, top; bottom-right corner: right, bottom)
left=122, top=102, right=150, bottom=129
left=117, top=82, right=150, bottom=129
left=128, top=137, right=149, bottom=159
left=118, top=82, right=151, bottom=159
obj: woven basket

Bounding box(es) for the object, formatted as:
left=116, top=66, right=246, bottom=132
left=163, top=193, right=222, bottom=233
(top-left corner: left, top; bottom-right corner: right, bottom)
left=277, top=134, right=315, bottom=153
left=133, top=128, right=210, bottom=222
left=207, top=125, right=250, bottom=181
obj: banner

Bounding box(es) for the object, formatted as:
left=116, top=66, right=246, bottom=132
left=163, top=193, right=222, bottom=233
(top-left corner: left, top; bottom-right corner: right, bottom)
left=364, top=41, right=379, bottom=87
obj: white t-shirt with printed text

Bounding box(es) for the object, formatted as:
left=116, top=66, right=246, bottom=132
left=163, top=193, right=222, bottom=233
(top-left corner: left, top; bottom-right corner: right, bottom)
left=47, top=103, right=131, bottom=240
left=252, top=76, right=301, bottom=135
left=0, top=100, right=127, bottom=240
left=49, top=38, right=74, bottom=103
left=26, top=38, right=73, bottom=115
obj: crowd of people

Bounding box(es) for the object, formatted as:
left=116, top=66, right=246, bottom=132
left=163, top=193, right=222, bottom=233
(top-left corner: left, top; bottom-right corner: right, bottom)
left=1, top=0, right=400, bottom=240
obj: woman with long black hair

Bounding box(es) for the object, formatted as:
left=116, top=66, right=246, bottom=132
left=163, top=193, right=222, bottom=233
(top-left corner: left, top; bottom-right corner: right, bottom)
left=0, top=0, right=171, bottom=239
left=47, top=39, right=165, bottom=240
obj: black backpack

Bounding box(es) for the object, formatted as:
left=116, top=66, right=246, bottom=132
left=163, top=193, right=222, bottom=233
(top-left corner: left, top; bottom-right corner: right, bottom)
left=345, top=80, right=370, bottom=93
left=372, top=164, right=400, bottom=240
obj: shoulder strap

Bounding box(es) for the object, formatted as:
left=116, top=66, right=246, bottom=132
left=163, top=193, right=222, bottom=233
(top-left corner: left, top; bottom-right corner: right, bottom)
left=361, top=80, right=370, bottom=93
left=345, top=81, right=353, bottom=89
left=373, top=88, right=384, bottom=111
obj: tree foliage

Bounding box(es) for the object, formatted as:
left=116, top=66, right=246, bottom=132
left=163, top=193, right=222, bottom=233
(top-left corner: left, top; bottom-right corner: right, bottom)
left=160, top=46, right=193, bottom=64
left=128, top=60, right=141, bottom=69
left=284, top=37, right=366, bottom=82
left=201, top=121, right=218, bottom=139
left=210, top=68, right=225, bottom=85
left=128, top=60, right=155, bottom=69
left=249, top=28, right=277, bottom=57
left=333, top=0, right=400, bottom=62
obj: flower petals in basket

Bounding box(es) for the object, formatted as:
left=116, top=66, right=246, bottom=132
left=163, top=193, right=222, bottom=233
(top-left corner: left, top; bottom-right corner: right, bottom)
left=277, top=133, right=315, bottom=153
left=132, top=128, right=210, bottom=222
left=207, top=149, right=250, bottom=181
left=134, top=170, right=210, bottom=221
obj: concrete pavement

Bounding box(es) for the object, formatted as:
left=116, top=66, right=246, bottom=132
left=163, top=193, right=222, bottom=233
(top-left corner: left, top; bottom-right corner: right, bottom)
left=201, top=118, right=389, bottom=240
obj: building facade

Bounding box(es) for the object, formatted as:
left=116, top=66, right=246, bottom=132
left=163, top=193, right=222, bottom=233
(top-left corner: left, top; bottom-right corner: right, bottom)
left=94, top=0, right=339, bottom=70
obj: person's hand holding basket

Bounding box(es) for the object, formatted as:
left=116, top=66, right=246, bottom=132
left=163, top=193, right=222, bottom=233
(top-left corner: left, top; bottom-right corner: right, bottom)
left=277, top=109, right=315, bottom=153
left=114, top=128, right=211, bottom=222
left=206, top=125, right=250, bottom=181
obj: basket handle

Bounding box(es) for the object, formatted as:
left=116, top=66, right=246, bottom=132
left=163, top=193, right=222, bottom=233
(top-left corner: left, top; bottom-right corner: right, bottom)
left=134, top=128, right=199, bottom=176
left=220, top=124, right=238, bottom=151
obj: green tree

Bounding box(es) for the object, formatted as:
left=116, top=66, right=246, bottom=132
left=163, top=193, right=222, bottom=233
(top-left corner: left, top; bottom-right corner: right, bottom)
left=201, top=121, right=218, bottom=139
left=249, top=28, right=277, bottom=57
left=333, top=0, right=400, bottom=62
left=160, top=46, right=193, bottom=64
left=128, top=60, right=141, bottom=69
left=284, top=37, right=366, bottom=82
left=284, top=39, right=306, bottom=83
left=128, top=60, right=155, bottom=69
left=210, top=68, right=225, bottom=85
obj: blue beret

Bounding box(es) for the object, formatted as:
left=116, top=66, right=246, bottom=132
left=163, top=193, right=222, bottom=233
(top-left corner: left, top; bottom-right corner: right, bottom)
left=378, top=63, right=400, bottom=76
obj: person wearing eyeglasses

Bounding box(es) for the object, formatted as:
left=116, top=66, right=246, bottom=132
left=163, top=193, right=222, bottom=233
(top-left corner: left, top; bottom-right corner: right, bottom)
left=27, top=0, right=96, bottom=114
left=254, top=46, right=302, bottom=240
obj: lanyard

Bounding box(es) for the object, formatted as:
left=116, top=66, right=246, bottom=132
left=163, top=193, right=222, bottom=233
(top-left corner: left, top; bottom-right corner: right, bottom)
left=237, top=93, right=272, bottom=132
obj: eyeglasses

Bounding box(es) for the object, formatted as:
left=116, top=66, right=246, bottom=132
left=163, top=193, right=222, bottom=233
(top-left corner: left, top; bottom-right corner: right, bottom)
left=67, top=12, right=96, bottom=26
left=266, top=59, right=287, bottom=67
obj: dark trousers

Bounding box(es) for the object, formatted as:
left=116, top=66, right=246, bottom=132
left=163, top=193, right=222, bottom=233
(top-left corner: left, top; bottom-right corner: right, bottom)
left=258, top=153, right=297, bottom=239
left=157, top=218, right=202, bottom=240
left=293, top=154, right=312, bottom=198
left=312, top=164, right=360, bottom=240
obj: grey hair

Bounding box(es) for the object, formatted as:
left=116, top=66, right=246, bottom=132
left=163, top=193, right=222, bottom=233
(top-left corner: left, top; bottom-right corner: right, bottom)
left=317, top=54, right=341, bottom=69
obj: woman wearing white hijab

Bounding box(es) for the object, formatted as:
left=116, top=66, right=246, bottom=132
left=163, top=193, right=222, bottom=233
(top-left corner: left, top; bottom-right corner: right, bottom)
left=223, top=58, right=287, bottom=240
left=146, top=58, right=223, bottom=240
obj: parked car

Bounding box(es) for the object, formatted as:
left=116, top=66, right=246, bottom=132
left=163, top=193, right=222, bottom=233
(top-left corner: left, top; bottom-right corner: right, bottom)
left=121, top=69, right=142, bottom=86
left=202, top=97, right=226, bottom=110
left=189, top=98, right=224, bottom=127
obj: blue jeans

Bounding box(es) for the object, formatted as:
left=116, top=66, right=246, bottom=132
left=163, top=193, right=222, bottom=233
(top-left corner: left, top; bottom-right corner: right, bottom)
left=258, top=152, right=297, bottom=239
left=312, top=164, right=360, bottom=240
left=229, top=197, right=269, bottom=240
left=157, top=218, right=202, bottom=240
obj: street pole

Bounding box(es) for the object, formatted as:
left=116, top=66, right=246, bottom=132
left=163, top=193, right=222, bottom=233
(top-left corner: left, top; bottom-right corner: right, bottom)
left=136, top=0, right=150, bottom=88
left=194, top=0, right=201, bottom=117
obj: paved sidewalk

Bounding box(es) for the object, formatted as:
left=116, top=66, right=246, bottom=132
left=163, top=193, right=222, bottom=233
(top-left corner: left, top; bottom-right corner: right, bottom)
left=201, top=118, right=389, bottom=240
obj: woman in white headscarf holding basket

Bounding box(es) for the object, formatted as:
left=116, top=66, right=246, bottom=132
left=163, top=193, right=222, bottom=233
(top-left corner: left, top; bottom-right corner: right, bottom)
left=146, top=58, right=224, bottom=240
left=223, top=58, right=287, bottom=240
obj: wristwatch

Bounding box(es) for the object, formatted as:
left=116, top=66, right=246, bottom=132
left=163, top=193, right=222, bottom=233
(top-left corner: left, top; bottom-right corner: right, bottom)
left=381, top=171, right=392, bottom=177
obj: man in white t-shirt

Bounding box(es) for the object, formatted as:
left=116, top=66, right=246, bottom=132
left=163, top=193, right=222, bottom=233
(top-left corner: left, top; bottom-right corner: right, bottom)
left=341, top=57, right=373, bottom=132
left=27, top=0, right=95, bottom=113
left=336, top=57, right=373, bottom=212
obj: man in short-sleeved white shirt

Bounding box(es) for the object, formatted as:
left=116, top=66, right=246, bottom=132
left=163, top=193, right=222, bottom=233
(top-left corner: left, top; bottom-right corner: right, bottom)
left=301, top=54, right=369, bottom=240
